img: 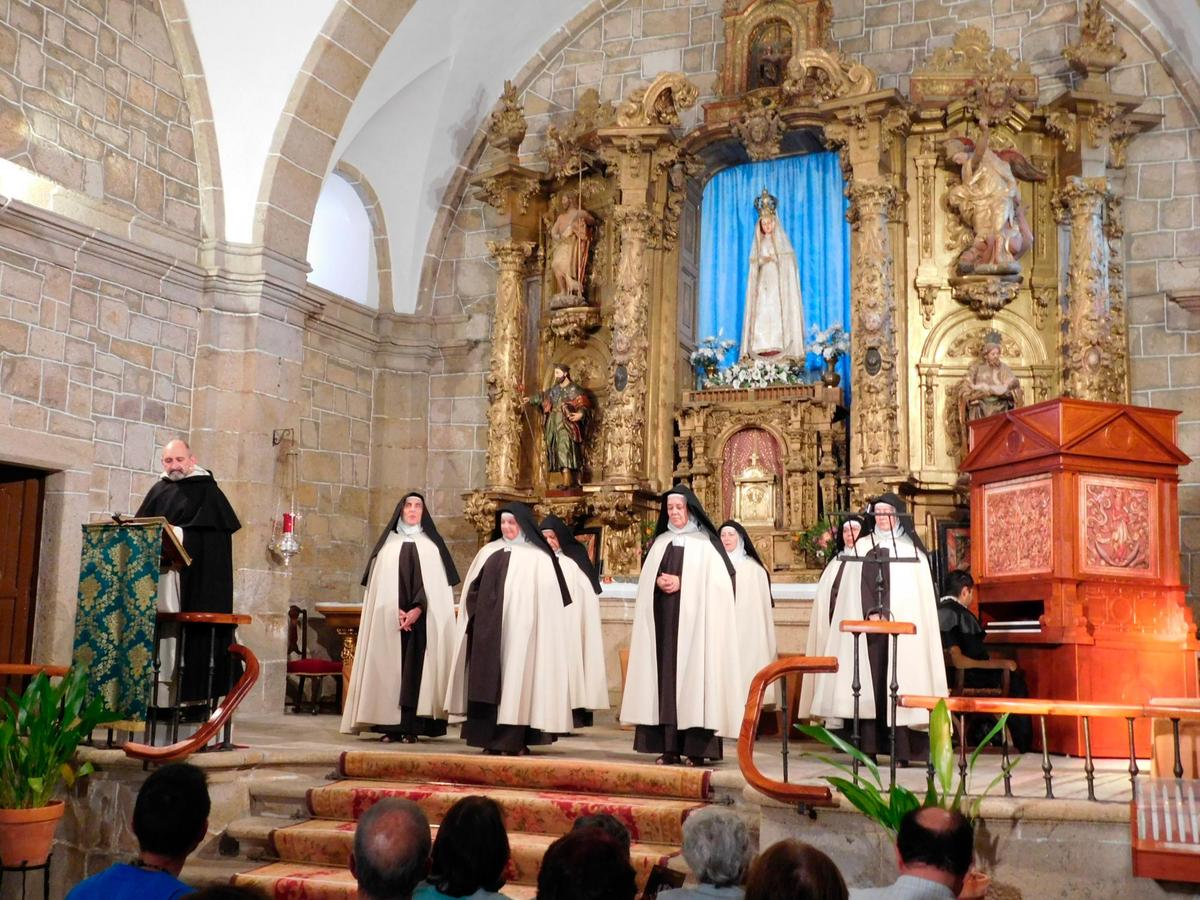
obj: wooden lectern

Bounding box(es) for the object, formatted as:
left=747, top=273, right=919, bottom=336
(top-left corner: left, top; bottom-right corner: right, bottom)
left=959, top=398, right=1198, bottom=757
left=73, top=517, right=190, bottom=729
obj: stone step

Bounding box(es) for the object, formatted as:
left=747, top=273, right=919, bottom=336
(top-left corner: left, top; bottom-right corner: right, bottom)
left=244, top=774, right=325, bottom=819
left=308, top=779, right=706, bottom=844
left=224, top=815, right=681, bottom=888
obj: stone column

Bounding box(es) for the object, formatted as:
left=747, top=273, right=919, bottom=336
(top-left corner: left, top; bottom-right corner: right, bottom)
left=483, top=239, right=534, bottom=491
left=847, top=180, right=901, bottom=475
left=604, top=205, right=654, bottom=483
left=1055, top=177, right=1117, bottom=401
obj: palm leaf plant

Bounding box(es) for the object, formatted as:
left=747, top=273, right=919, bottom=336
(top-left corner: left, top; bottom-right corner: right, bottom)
left=0, top=665, right=120, bottom=810
left=796, top=698, right=1016, bottom=835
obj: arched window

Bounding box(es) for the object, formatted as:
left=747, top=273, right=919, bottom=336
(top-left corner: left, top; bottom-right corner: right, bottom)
left=307, top=171, right=378, bottom=308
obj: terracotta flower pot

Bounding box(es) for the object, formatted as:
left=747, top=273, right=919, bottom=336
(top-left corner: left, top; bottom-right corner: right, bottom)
left=0, top=800, right=66, bottom=867
left=958, top=868, right=991, bottom=899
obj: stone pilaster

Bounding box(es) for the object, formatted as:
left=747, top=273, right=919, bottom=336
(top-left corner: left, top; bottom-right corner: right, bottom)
left=847, top=179, right=901, bottom=475
left=483, top=239, right=534, bottom=491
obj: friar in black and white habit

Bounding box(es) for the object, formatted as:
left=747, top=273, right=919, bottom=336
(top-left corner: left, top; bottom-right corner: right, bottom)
left=540, top=515, right=609, bottom=728
left=798, top=494, right=947, bottom=762
left=445, top=502, right=574, bottom=755
left=620, top=486, right=742, bottom=765
left=719, top=519, right=779, bottom=708
left=340, top=492, right=460, bottom=742
left=136, top=438, right=241, bottom=704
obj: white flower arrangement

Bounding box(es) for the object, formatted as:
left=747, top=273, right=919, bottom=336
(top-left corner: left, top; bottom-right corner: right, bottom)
left=689, top=332, right=737, bottom=373
left=704, top=357, right=808, bottom=390
left=808, top=324, right=851, bottom=362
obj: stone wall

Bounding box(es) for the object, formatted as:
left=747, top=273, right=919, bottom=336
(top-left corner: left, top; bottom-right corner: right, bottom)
left=0, top=0, right=203, bottom=236
left=424, top=0, right=1200, bottom=600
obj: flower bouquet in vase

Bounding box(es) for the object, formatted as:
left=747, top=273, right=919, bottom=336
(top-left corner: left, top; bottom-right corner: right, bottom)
left=689, top=333, right=737, bottom=389
left=808, top=325, right=850, bottom=387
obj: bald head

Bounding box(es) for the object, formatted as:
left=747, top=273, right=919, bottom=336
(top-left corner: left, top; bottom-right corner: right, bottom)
left=352, top=799, right=431, bottom=900
left=161, top=439, right=196, bottom=481
left=896, top=806, right=973, bottom=894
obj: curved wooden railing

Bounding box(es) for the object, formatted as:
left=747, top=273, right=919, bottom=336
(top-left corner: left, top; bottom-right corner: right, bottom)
left=122, top=642, right=260, bottom=762
left=737, top=655, right=837, bottom=809
left=0, top=663, right=70, bottom=678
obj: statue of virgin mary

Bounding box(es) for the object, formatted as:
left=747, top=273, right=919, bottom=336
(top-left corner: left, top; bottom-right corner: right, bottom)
left=741, top=187, right=805, bottom=361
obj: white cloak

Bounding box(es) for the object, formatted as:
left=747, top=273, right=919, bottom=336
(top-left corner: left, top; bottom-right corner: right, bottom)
left=444, top=541, right=572, bottom=736
left=560, top=554, right=610, bottom=711
left=797, top=531, right=948, bottom=729
left=340, top=531, right=457, bottom=733
left=732, top=556, right=779, bottom=708
left=741, top=219, right=805, bottom=361
left=619, top=532, right=743, bottom=738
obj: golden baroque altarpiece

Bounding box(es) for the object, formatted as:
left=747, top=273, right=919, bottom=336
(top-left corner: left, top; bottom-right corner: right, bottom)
left=464, top=0, right=1152, bottom=580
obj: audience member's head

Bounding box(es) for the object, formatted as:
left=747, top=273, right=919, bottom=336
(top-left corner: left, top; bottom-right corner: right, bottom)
left=536, top=828, right=637, bottom=900
left=895, top=807, right=974, bottom=895
left=679, top=807, right=752, bottom=888
left=189, top=887, right=269, bottom=900
left=744, top=839, right=847, bottom=900
left=427, top=795, right=510, bottom=897
left=351, top=798, right=432, bottom=900
left=133, top=763, right=211, bottom=871
left=571, top=813, right=632, bottom=858
left=942, top=569, right=975, bottom=604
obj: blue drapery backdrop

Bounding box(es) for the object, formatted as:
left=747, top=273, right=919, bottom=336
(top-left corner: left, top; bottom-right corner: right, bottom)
left=697, top=151, right=852, bottom=394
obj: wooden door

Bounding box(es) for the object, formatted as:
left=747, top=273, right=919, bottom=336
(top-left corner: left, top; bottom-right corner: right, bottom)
left=0, top=466, right=44, bottom=684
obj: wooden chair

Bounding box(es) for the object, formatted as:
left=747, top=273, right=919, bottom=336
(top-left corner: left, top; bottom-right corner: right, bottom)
left=287, top=605, right=343, bottom=714
left=944, top=646, right=1016, bottom=747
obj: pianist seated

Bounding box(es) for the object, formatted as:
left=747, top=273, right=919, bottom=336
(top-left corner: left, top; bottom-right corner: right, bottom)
left=937, top=571, right=1032, bottom=752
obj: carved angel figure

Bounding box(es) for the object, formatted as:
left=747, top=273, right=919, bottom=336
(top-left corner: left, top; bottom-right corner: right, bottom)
left=944, top=127, right=1046, bottom=275
left=549, top=196, right=596, bottom=302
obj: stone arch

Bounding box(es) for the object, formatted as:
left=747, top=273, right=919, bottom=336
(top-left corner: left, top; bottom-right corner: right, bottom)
left=1104, top=0, right=1200, bottom=124
left=159, top=0, right=225, bottom=241
left=253, top=0, right=418, bottom=262
left=333, top=162, right=392, bottom=309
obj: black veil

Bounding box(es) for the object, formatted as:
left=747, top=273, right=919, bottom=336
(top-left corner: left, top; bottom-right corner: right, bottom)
left=719, top=518, right=772, bottom=606
left=539, top=515, right=602, bottom=593
left=653, top=485, right=735, bottom=578
left=360, top=491, right=460, bottom=587
left=489, top=502, right=573, bottom=607
left=868, top=492, right=928, bottom=555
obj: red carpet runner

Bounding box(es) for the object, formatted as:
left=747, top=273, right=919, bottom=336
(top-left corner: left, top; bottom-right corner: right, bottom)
left=232, top=751, right=714, bottom=899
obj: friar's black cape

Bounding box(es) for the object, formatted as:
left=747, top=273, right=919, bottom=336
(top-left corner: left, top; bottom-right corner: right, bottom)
left=137, top=471, right=241, bottom=702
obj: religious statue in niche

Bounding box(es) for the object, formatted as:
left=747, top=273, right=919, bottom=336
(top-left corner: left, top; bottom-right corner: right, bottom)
left=957, top=330, right=1024, bottom=437
left=944, top=124, right=1046, bottom=276
left=548, top=195, right=596, bottom=309
left=748, top=19, right=792, bottom=90
left=742, top=188, right=806, bottom=361
left=529, top=362, right=593, bottom=490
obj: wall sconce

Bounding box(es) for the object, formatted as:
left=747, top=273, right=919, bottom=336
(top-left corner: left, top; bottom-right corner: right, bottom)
left=269, top=428, right=302, bottom=566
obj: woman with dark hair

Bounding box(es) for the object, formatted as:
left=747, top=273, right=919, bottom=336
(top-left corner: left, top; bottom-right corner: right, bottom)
left=620, top=486, right=741, bottom=766
left=536, top=828, right=637, bottom=900
left=341, top=492, right=460, bottom=743
left=445, top=502, right=574, bottom=755
left=719, top=519, right=778, bottom=707
left=744, top=839, right=847, bottom=900
left=414, top=796, right=512, bottom=900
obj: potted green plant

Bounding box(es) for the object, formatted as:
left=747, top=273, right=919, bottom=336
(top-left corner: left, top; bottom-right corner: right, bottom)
left=797, top=699, right=1014, bottom=898
left=0, top=665, right=119, bottom=867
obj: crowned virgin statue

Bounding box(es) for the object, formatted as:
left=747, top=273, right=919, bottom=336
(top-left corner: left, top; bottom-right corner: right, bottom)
left=741, top=187, right=805, bottom=361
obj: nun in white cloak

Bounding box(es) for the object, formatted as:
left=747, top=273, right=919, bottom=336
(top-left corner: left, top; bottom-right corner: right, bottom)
left=719, top=519, right=779, bottom=708
left=445, top=502, right=574, bottom=755
left=798, top=495, right=948, bottom=762
left=620, top=486, right=741, bottom=765
left=341, top=492, right=459, bottom=741
left=741, top=187, right=805, bottom=361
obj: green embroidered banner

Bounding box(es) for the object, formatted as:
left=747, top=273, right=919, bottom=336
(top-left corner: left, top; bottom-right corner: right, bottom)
left=72, top=523, right=161, bottom=728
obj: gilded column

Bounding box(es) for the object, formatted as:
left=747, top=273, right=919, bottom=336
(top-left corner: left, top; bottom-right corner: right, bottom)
left=848, top=180, right=901, bottom=475
left=604, top=205, right=654, bottom=482
left=1054, top=177, right=1117, bottom=401
left=484, top=239, right=534, bottom=491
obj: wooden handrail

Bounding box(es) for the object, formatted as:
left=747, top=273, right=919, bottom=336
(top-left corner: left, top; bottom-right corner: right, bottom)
left=901, top=695, right=1147, bottom=719
left=121, top=643, right=260, bottom=762
left=156, top=612, right=253, bottom=626
left=738, top=655, right=837, bottom=808
left=0, top=663, right=69, bottom=678
left=839, top=619, right=917, bottom=635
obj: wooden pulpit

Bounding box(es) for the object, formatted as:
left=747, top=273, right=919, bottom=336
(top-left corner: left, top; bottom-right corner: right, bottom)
left=73, top=517, right=190, bottom=729
left=960, top=398, right=1198, bottom=757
